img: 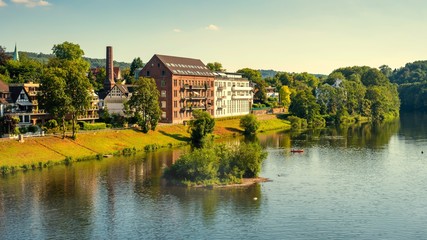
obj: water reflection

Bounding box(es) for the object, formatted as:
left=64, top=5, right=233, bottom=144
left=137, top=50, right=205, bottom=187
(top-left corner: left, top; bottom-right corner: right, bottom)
left=1, top=115, right=422, bottom=240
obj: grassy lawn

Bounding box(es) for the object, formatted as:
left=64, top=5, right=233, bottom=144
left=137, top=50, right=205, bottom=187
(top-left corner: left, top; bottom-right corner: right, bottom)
left=0, top=114, right=290, bottom=172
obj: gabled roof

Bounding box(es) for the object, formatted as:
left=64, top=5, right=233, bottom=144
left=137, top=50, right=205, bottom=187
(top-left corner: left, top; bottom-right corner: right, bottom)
left=155, top=54, right=214, bottom=77
left=98, top=84, right=136, bottom=100
left=9, top=85, right=30, bottom=103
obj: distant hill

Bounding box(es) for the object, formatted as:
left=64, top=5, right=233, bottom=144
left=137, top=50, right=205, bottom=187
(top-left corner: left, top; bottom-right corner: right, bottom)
left=259, top=69, right=327, bottom=79
left=8, top=51, right=131, bottom=69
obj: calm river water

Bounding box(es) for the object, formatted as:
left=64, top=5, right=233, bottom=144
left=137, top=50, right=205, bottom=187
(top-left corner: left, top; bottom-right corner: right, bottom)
left=1, top=113, right=427, bottom=239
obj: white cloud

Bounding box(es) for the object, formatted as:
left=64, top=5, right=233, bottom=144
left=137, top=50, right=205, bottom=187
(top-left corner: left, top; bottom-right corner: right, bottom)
left=0, top=0, right=7, bottom=7
left=205, top=24, right=220, bottom=31
left=173, top=29, right=181, bottom=33
left=11, top=0, right=51, bottom=7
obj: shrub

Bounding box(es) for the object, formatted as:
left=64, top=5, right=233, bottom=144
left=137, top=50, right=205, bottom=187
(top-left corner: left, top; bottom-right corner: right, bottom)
left=28, top=125, right=38, bottom=133
left=164, top=142, right=268, bottom=185
left=80, top=122, right=107, bottom=131
left=240, top=114, right=260, bottom=135
left=19, top=126, right=28, bottom=134
left=164, top=147, right=219, bottom=183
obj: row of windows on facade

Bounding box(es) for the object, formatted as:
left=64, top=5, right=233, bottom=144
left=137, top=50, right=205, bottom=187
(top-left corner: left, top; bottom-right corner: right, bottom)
left=215, top=82, right=250, bottom=87
left=215, top=100, right=251, bottom=115
left=166, top=90, right=215, bottom=98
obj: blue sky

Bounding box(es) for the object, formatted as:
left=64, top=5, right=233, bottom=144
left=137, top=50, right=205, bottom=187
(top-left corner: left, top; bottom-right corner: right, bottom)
left=1, top=0, right=427, bottom=74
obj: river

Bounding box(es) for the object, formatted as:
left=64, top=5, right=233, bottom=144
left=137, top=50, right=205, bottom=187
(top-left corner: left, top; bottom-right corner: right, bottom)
left=1, top=113, right=427, bottom=239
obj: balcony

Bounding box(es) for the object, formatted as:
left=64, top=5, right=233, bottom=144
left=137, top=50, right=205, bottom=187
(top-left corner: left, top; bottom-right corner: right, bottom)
left=191, top=105, right=206, bottom=110
left=232, top=95, right=252, bottom=100
left=191, top=85, right=205, bottom=90
left=182, top=96, right=207, bottom=100
left=232, top=86, right=252, bottom=91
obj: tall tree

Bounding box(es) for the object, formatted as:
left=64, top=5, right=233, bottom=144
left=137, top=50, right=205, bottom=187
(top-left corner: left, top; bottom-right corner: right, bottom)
left=48, top=41, right=92, bottom=139
left=125, top=77, right=162, bottom=133
left=130, top=57, right=144, bottom=76
left=39, top=67, right=70, bottom=138
left=206, top=62, right=225, bottom=72
left=279, top=85, right=291, bottom=108
left=188, top=110, right=215, bottom=148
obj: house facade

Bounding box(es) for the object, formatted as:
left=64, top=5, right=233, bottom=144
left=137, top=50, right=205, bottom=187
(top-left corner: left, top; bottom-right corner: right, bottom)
left=7, top=82, right=49, bottom=125
left=213, top=72, right=253, bottom=118
left=140, top=54, right=215, bottom=124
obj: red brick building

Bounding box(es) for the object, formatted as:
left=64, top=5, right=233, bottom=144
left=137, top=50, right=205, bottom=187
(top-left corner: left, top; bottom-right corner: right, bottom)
left=140, top=54, right=215, bottom=123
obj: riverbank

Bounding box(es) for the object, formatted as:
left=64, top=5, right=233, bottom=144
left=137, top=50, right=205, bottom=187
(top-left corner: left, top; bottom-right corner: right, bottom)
left=0, top=114, right=291, bottom=174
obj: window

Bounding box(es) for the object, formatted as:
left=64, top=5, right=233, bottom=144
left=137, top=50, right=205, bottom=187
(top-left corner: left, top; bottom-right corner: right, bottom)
left=161, top=80, right=166, bottom=87
left=162, top=70, right=165, bottom=76
left=161, top=90, right=166, bottom=98
left=146, top=71, right=150, bottom=76
left=228, top=82, right=231, bottom=87
left=158, top=63, right=160, bottom=67
left=161, top=101, right=166, bottom=108
left=174, top=80, right=177, bottom=86
left=174, top=101, right=177, bottom=108
left=228, top=91, right=231, bottom=96
left=19, top=93, right=25, bottom=100
left=174, top=90, right=177, bottom=97
left=162, top=111, right=167, bottom=119
left=174, top=111, right=177, bottom=118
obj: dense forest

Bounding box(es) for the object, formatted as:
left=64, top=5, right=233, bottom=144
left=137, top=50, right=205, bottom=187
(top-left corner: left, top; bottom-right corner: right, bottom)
left=388, top=61, right=427, bottom=111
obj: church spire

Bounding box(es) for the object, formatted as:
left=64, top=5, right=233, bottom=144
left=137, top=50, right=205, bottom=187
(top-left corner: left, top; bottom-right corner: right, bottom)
left=13, top=43, right=19, bottom=61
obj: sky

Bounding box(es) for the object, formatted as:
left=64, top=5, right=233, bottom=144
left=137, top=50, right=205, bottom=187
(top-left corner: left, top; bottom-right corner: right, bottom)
left=1, top=0, right=427, bottom=74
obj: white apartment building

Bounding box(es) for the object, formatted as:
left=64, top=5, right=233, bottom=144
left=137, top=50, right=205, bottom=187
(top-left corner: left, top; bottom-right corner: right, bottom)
left=214, top=72, right=253, bottom=118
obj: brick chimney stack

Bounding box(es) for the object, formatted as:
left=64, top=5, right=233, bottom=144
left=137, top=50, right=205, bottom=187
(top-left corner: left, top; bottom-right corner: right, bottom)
left=104, top=46, right=115, bottom=91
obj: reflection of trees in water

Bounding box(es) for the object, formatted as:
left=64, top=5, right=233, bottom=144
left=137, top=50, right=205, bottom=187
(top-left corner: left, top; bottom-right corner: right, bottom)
left=399, top=112, right=427, bottom=140
left=263, top=120, right=400, bottom=150
left=161, top=184, right=262, bottom=224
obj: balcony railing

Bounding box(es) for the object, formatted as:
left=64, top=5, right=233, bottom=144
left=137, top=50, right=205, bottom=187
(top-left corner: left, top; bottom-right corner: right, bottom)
left=232, top=95, right=252, bottom=100
left=232, top=86, right=252, bottom=91
left=181, top=84, right=211, bottom=90
left=182, top=96, right=207, bottom=100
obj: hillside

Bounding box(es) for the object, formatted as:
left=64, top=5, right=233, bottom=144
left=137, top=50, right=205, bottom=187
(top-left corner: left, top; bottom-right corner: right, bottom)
left=259, top=69, right=326, bottom=79
left=7, top=51, right=131, bottom=69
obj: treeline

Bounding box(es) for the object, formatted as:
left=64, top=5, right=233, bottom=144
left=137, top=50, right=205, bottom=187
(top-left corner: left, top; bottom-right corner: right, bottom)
left=235, top=66, right=400, bottom=127
left=388, top=61, right=427, bottom=111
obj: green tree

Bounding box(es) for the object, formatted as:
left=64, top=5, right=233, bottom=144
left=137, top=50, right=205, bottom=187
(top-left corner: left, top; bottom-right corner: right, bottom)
left=240, top=114, right=260, bottom=135
left=379, top=65, right=393, bottom=78
left=5, top=53, right=44, bottom=83
left=130, top=57, right=144, bottom=76
left=39, top=67, right=70, bottom=138
left=48, top=41, right=92, bottom=139
left=237, top=68, right=262, bottom=81
left=289, top=89, right=321, bottom=126
left=188, top=109, right=215, bottom=148
left=206, top=62, right=225, bottom=72
left=279, top=85, right=291, bottom=108
left=0, top=46, right=11, bottom=66
left=125, top=77, right=162, bottom=133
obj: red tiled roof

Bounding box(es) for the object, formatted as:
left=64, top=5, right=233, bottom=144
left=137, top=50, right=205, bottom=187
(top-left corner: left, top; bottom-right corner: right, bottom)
left=0, top=80, right=9, bottom=93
